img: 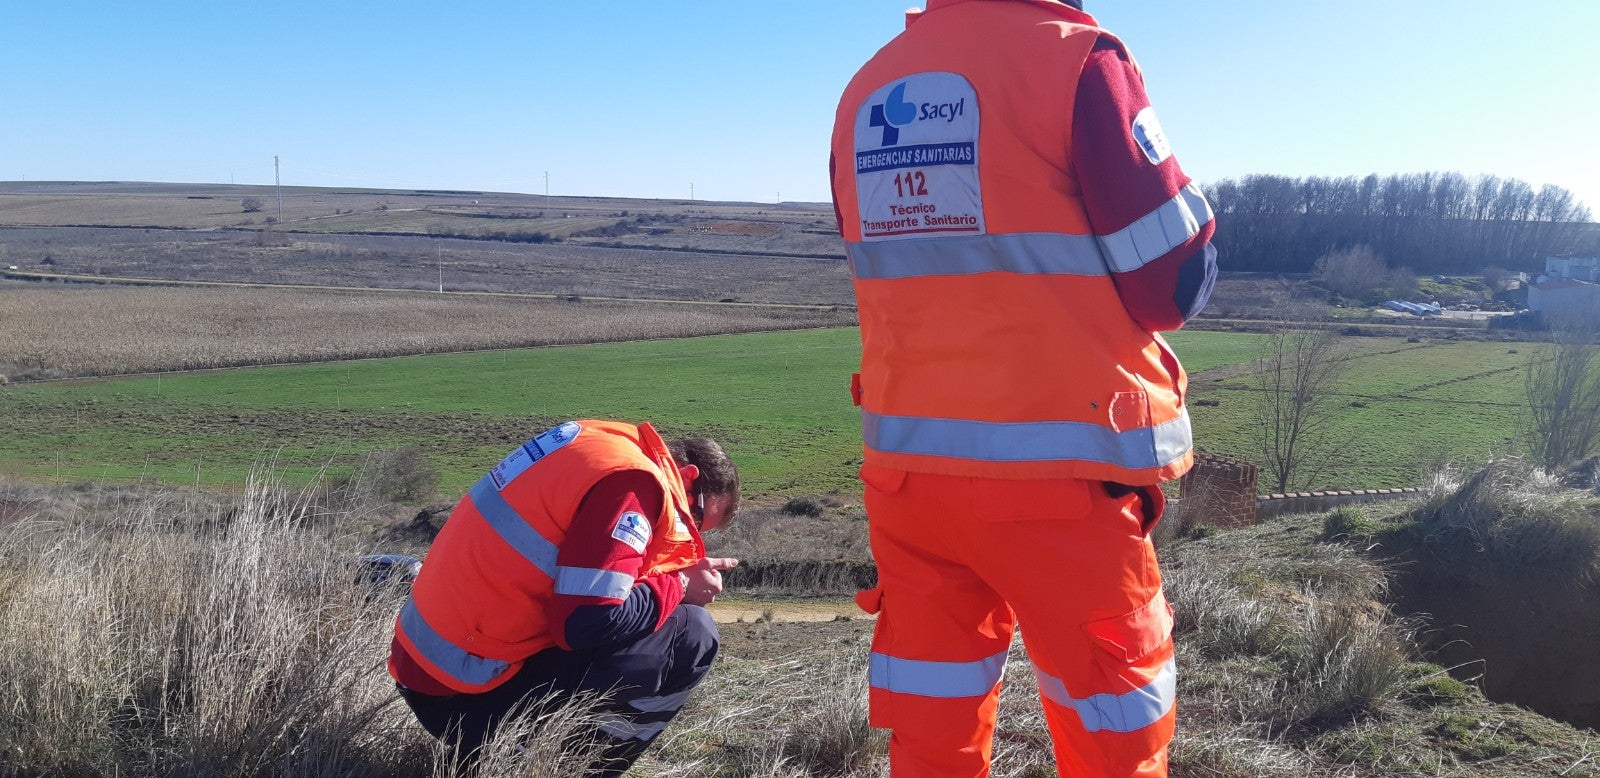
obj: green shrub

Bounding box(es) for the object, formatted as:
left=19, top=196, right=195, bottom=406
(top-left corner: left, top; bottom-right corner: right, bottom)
left=781, top=496, right=825, bottom=517
left=1428, top=714, right=1516, bottom=759
left=1401, top=663, right=1473, bottom=707
left=357, top=446, right=440, bottom=504
left=1321, top=506, right=1378, bottom=540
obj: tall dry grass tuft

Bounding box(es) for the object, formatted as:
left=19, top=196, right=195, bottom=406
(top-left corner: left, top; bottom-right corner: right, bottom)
left=648, top=645, right=886, bottom=778
left=0, top=473, right=434, bottom=776
left=1165, top=564, right=1282, bottom=659
left=1267, top=592, right=1415, bottom=727
left=449, top=690, right=617, bottom=778
left=1163, top=514, right=1424, bottom=763
left=778, top=654, right=882, bottom=776
left=1169, top=721, right=1310, bottom=777
left=1414, top=457, right=1600, bottom=580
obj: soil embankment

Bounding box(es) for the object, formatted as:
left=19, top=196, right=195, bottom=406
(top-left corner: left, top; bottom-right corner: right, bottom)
left=707, top=596, right=865, bottom=625
left=1386, top=532, right=1600, bottom=731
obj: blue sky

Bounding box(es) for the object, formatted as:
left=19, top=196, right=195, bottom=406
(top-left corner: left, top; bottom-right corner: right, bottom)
left=3, top=1, right=1597, bottom=213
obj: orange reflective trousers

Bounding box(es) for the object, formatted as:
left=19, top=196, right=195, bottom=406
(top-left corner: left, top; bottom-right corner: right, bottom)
left=857, top=465, right=1175, bottom=777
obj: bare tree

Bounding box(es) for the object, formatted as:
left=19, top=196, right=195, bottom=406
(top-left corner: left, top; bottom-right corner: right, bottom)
left=1385, top=266, right=1420, bottom=300
left=1313, top=245, right=1388, bottom=303
left=241, top=197, right=264, bottom=213
left=1254, top=328, right=1352, bottom=492
left=1525, top=310, right=1600, bottom=468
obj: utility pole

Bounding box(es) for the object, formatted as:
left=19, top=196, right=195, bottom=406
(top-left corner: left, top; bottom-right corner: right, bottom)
left=274, top=155, right=283, bottom=225
left=544, top=171, right=550, bottom=207
left=690, top=182, right=695, bottom=202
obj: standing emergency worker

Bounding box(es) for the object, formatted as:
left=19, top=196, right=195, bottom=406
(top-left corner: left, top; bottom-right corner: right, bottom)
left=388, top=420, right=740, bottom=776
left=830, top=1, right=1217, bottom=775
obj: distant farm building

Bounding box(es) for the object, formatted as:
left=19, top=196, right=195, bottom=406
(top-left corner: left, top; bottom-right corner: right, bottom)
left=1529, top=279, right=1600, bottom=320
left=1541, top=256, right=1600, bottom=283
left=1529, top=256, right=1600, bottom=321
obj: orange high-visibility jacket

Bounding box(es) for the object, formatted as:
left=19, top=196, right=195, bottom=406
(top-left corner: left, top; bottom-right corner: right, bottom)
left=392, top=420, right=704, bottom=694
left=831, top=0, right=1194, bottom=485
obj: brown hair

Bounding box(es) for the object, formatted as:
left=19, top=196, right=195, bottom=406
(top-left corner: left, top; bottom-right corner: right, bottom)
left=668, top=437, right=741, bottom=525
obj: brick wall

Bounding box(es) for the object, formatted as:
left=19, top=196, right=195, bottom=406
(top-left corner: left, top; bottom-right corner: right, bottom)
left=1176, top=454, right=1424, bottom=526
left=1255, top=487, right=1424, bottom=520
left=1178, top=454, right=1260, bottom=527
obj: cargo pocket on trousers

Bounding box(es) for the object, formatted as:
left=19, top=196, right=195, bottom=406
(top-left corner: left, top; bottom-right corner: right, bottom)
left=1081, top=589, right=1176, bottom=741
left=855, top=466, right=902, bottom=618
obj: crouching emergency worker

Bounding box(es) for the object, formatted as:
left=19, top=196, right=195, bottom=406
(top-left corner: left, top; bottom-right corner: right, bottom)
left=388, top=420, right=740, bottom=775
left=830, top=0, right=1217, bottom=775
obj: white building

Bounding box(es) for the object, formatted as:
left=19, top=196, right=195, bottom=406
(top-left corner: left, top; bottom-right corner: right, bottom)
left=1528, top=278, right=1600, bottom=321
left=1541, top=256, right=1600, bottom=283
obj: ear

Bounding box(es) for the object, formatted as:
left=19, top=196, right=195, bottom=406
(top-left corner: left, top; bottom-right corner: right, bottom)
left=678, top=463, right=700, bottom=486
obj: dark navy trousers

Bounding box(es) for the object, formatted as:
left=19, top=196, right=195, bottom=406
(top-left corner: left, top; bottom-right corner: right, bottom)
left=398, top=604, right=719, bottom=776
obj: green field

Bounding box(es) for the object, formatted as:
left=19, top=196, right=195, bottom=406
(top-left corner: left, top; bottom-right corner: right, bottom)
left=1189, top=337, right=1533, bottom=489
left=0, top=328, right=1541, bottom=497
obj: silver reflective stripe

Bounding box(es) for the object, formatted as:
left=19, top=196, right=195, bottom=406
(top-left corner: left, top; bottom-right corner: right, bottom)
left=554, top=566, right=635, bottom=600
left=597, top=715, right=670, bottom=742
left=629, top=687, right=697, bottom=714
left=862, top=408, right=1191, bottom=470
left=469, top=475, right=559, bottom=577
left=1034, top=658, right=1176, bottom=733
left=847, top=232, right=1108, bottom=280
left=868, top=650, right=1007, bottom=698
left=1097, top=183, right=1214, bottom=274
left=399, top=597, right=509, bottom=687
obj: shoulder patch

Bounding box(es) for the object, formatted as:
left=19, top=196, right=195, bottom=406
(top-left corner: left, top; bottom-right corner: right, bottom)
left=489, top=421, right=583, bottom=490
left=1131, top=106, right=1172, bottom=166
left=612, top=511, right=652, bottom=553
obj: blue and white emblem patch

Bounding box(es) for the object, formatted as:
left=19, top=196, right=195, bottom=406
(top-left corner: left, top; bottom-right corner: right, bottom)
left=489, top=421, right=583, bottom=490
left=1131, top=106, right=1172, bottom=166
left=853, top=71, right=985, bottom=241
left=612, top=511, right=651, bottom=553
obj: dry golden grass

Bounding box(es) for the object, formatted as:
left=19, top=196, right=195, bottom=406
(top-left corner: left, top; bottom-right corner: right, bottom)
left=0, top=283, right=854, bottom=381
left=6, top=474, right=1600, bottom=777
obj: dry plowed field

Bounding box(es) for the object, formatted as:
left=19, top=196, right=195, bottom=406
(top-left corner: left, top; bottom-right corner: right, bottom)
left=0, top=283, right=853, bottom=381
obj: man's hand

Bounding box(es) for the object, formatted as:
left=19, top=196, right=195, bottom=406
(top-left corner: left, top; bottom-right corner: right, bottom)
left=681, top=557, right=739, bottom=606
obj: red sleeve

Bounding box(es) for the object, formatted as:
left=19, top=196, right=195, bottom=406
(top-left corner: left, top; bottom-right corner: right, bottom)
left=1072, top=37, right=1217, bottom=331
left=544, top=470, right=686, bottom=649
left=829, top=153, right=846, bottom=235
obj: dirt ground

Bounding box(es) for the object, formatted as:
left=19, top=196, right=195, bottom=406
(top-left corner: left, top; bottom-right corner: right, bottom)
left=710, top=608, right=875, bottom=663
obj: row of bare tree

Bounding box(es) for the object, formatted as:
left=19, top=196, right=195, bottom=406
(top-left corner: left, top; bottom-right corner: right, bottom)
left=1206, top=172, right=1594, bottom=274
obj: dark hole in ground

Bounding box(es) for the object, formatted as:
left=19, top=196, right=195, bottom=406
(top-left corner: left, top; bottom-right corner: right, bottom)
left=1386, top=531, right=1600, bottom=732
